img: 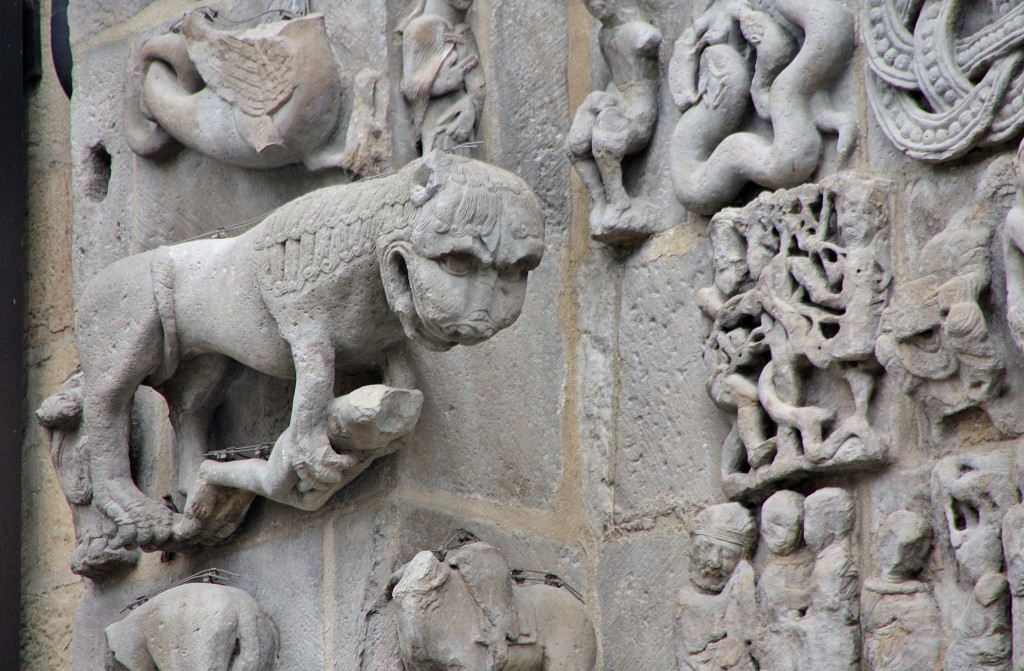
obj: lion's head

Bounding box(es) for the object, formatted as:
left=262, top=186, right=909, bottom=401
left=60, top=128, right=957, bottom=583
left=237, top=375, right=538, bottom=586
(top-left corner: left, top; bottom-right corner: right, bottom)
left=380, top=151, right=545, bottom=351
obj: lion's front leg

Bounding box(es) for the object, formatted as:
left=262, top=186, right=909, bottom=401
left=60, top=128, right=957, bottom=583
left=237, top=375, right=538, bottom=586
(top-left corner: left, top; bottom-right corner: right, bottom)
left=286, top=334, right=356, bottom=492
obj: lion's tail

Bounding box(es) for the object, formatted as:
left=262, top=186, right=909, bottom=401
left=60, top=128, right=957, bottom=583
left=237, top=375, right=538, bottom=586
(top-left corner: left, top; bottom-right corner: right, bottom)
left=230, top=600, right=279, bottom=671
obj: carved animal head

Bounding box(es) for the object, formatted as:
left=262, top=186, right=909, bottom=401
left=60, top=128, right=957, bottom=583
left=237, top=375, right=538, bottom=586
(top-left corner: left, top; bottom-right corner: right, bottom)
left=933, top=452, right=1016, bottom=583
left=391, top=542, right=521, bottom=671
left=380, top=152, right=545, bottom=352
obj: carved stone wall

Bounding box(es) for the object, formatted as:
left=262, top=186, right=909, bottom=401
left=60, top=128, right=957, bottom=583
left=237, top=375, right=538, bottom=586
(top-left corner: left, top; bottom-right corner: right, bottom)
left=21, top=0, right=1024, bottom=670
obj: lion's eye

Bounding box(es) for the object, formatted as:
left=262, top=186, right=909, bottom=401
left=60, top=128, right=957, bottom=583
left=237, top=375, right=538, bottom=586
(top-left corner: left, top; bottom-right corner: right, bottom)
left=439, top=254, right=477, bottom=276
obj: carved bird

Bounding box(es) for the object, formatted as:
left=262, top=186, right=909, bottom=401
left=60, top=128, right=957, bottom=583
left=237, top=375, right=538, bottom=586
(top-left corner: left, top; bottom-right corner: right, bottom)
left=181, top=10, right=299, bottom=153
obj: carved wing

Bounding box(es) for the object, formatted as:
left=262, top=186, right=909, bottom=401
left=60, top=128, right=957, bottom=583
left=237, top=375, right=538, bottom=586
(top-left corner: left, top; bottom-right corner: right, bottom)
left=253, top=178, right=410, bottom=296
left=184, top=16, right=298, bottom=117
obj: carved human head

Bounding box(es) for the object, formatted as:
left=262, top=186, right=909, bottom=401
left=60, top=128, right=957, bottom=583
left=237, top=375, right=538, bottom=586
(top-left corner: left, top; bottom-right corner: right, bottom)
left=690, top=503, right=756, bottom=593
left=933, top=452, right=1015, bottom=582
left=709, top=211, right=748, bottom=296
left=822, top=175, right=890, bottom=247
left=381, top=151, right=545, bottom=352
left=582, top=0, right=624, bottom=22
left=761, top=490, right=804, bottom=556
left=803, top=488, right=854, bottom=554
left=877, top=510, right=932, bottom=580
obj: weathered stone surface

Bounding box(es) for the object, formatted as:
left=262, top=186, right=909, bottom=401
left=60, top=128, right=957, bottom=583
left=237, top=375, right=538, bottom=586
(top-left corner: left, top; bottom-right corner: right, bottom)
left=933, top=451, right=1016, bottom=671
left=675, top=502, right=758, bottom=671
left=668, top=0, right=856, bottom=215
left=801, top=488, right=860, bottom=671
left=862, top=510, right=941, bottom=671
left=105, top=582, right=277, bottom=671
left=699, top=176, right=894, bottom=500
left=863, top=0, right=1024, bottom=163
left=397, top=0, right=484, bottom=156
left=125, top=12, right=351, bottom=171
left=614, top=244, right=726, bottom=521
left=879, top=158, right=1018, bottom=441
left=45, top=152, right=546, bottom=562
left=335, top=503, right=584, bottom=671
left=598, top=527, right=690, bottom=671
left=393, top=541, right=596, bottom=671
left=396, top=246, right=565, bottom=510
left=755, top=490, right=812, bottom=671
left=34, top=1, right=1024, bottom=669
left=567, top=0, right=661, bottom=244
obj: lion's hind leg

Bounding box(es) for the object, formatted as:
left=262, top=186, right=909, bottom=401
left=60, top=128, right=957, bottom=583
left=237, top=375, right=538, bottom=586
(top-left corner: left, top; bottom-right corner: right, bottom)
left=158, top=354, right=239, bottom=511
left=77, top=253, right=179, bottom=550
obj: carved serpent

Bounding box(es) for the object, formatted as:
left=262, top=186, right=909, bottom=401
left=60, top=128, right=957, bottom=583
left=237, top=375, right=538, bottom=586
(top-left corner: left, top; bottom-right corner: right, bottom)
left=669, top=0, right=854, bottom=215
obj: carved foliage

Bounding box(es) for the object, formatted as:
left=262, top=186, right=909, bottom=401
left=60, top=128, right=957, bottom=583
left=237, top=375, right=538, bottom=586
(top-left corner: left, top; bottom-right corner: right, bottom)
left=700, top=176, right=893, bottom=499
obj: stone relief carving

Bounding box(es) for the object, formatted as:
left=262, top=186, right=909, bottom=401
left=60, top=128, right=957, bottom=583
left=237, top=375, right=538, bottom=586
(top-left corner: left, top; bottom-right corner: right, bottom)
left=861, top=510, right=942, bottom=671
left=699, top=176, right=892, bottom=500
left=398, top=0, right=485, bottom=155
left=43, top=151, right=544, bottom=559
left=1004, top=446, right=1024, bottom=671
left=125, top=10, right=352, bottom=171
left=390, top=541, right=597, bottom=671
left=878, top=160, right=1014, bottom=440
left=675, top=502, right=758, bottom=671
left=933, top=452, right=1016, bottom=671
left=566, top=0, right=661, bottom=244
left=667, top=0, right=855, bottom=215
left=338, top=68, right=392, bottom=177
left=1004, top=140, right=1024, bottom=358
left=755, top=490, right=812, bottom=671
left=863, top=0, right=1024, bottom=162
left=800, top=487, right=860, bottom=671
left=35, top=371, right=140, bottom=578
left=105, top=582, right=278, bottom=671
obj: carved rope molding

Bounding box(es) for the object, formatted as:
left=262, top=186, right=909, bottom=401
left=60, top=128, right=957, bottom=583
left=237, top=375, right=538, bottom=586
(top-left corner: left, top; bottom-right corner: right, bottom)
left=863, top=0, right=1024, bottom=162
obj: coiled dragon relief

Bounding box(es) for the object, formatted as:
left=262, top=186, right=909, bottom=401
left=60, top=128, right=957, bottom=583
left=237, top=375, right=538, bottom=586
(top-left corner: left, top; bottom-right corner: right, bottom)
left=864, top=0, right=1024, bottom=162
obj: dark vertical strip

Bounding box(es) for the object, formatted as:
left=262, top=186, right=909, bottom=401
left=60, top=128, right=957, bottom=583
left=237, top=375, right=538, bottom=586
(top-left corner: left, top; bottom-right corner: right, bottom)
left=1, top=0, right=27, bottom=667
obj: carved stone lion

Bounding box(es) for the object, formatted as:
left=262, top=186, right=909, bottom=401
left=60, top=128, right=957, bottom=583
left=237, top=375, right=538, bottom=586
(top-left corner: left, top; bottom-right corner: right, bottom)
left=62, top=151, right=544, bottom=554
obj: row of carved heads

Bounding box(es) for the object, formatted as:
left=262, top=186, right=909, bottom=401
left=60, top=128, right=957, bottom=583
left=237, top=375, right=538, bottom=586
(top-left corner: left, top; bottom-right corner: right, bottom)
left=680, top=456, right=1024, bottom=671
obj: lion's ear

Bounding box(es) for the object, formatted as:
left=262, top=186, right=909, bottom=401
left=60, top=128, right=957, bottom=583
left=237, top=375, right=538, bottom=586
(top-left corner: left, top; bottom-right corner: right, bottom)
left=410, top=150, right=450, bottom=207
